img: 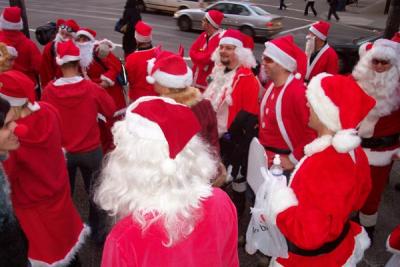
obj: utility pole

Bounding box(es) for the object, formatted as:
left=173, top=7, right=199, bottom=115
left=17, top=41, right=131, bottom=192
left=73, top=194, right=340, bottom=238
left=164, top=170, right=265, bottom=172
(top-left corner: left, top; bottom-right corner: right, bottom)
left=9, top=0, right=30, bottom=38
left=384, top=0, right=400, bottom=38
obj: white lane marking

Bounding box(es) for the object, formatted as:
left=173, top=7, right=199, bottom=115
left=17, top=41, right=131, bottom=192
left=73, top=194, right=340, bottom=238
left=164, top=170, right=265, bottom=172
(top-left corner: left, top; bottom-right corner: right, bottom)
left=255, top=3, right=305, bottom=13
left=278, top=23, right=314, bottom=34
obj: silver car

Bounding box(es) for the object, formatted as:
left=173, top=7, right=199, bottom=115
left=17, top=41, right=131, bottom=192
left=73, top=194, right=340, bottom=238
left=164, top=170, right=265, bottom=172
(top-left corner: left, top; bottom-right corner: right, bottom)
left=173, top=1, right=283, bottom=38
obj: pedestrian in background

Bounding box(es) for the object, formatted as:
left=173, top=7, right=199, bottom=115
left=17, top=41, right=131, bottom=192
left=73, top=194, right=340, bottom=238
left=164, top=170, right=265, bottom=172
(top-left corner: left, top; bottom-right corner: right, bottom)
left=121, top=0, right=142, bottom=56
left=304, top=0, right=317, bottom=16
left=279, top=0, right=287, bottom=10
left=327, top=0, right=340, bottom=21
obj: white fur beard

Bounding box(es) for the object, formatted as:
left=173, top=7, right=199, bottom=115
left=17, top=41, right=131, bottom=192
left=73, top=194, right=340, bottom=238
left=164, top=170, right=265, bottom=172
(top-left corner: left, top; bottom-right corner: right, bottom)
left=77, top=42, right=95, bottom=68
left=55, top=32, right=68, bottom=43
left=305, top=38, right=315, bottom=59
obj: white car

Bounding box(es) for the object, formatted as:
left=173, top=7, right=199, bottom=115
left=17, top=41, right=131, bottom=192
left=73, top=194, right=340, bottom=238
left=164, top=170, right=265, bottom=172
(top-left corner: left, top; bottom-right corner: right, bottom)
left=138, top=0, right=214, bottom=13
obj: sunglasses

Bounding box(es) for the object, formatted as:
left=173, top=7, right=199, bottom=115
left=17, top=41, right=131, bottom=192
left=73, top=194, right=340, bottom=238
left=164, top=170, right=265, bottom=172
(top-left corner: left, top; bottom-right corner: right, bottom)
left=262, top=56, right=274, bottom=64
left=60, top=24, right=74, bottom=33
left=372, top=58, right=390, bottom=66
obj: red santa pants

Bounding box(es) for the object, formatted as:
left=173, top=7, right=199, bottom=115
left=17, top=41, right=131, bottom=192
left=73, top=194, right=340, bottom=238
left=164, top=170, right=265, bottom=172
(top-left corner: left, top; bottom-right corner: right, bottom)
left=360, top=163, right=393, bottom=224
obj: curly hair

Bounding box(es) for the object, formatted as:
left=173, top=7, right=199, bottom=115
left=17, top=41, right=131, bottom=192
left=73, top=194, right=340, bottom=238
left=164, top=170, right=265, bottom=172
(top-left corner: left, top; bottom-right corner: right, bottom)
left=94, top=120, right=218, bottom=247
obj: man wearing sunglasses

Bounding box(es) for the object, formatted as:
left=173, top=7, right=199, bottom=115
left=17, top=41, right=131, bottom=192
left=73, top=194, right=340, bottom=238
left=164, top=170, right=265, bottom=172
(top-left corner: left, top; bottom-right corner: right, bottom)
left=259, top=35, right=316, bottom=173
left=40, top=18, right=79, bottom=88
left=352, top=38, right=400, bottom=242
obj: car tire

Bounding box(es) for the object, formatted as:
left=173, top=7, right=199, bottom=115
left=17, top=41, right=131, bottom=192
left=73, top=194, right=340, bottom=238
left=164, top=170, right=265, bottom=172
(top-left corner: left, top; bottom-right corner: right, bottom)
left=137, top=1, right=146, bottom=12
left=178, top=6, right=188, bottom=10
left=178, top=16, right=192, bottom=32
left=240, top=26, right=255, bottom=38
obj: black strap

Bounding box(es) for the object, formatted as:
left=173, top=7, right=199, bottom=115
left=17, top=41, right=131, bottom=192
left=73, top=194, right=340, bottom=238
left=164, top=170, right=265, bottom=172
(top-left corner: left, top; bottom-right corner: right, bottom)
left=263, top=146, right=291, bottom=155
left=361, top=134, right=400, bottom=149
left=287, top=222, right=350, bottom=257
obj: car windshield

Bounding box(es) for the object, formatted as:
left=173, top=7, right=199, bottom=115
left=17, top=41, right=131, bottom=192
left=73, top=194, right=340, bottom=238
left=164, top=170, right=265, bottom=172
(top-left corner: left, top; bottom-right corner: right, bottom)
left=249, top=5, right=270, bottom=15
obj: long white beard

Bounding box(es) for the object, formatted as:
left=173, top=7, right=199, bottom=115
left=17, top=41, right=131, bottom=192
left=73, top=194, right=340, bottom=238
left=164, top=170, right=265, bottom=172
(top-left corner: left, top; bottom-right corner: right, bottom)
left=305, top=36, right=316, bottom=59
left=77, top=41, right=95, bottom=68
left=354, top=57, right=400, bottom=136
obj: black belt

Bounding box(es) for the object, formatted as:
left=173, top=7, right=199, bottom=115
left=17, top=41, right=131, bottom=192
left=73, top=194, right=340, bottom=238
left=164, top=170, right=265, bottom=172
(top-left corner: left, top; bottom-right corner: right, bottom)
left=263, top=146, right=291, bottom=155
left=361, top=134, right=400, bottom=149
left=287, top=222, right=350, bottom=257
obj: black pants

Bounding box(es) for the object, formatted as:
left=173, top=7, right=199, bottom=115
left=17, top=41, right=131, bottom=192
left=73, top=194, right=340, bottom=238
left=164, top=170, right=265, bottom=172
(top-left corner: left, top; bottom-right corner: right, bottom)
left=66, top=147, right=108, bottom=243
left=279, top=0, right=287, bottom=9
left=304, top=1, right=317, bottom=15
left=328, top=5, right=340, bottom=20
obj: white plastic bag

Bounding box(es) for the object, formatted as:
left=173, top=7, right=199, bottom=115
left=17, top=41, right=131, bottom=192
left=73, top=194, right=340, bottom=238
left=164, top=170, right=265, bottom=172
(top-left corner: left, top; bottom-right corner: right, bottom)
left=245, top=167, right=288, bottom=258
left=385, top=255, right=400, bottom=267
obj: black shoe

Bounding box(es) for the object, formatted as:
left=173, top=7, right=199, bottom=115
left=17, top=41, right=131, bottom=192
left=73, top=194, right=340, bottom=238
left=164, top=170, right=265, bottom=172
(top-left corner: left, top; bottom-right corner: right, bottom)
left=365, top=226, right=375, bottom=244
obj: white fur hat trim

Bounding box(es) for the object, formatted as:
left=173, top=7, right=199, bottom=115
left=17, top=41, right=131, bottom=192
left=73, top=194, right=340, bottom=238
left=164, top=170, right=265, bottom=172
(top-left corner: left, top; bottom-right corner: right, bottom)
left=263, top=42, right=296, bottom=72
left=0, top=14, right=22, bottom=30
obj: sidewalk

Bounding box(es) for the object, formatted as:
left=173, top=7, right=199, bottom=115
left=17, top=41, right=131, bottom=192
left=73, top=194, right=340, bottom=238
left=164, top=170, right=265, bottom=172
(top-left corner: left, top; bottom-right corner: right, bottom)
left=328, top=0, right=388, bottom=31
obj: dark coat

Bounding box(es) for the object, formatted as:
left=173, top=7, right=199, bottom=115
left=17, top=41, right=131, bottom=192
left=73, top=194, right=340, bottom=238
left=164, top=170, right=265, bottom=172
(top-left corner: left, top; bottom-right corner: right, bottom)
left=0, top=162, right=29, bottom=267
left=122, top=0, right=142, bottom=56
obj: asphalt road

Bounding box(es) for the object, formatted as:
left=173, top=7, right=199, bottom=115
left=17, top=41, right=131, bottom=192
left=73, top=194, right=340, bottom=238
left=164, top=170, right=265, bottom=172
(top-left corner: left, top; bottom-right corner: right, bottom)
left=0, top=0, right=396, bottom=266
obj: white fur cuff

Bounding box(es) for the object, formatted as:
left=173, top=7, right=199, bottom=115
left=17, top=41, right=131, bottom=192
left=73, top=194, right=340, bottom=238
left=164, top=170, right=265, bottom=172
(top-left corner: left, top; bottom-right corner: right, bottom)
left=100, top=74, right=115, bottom=86
left=268, top=186, right=298, bottom=225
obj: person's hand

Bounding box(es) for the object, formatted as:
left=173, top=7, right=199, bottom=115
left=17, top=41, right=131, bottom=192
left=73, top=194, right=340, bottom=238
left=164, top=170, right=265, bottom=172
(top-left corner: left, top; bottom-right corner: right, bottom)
left=100, top=80, right=110, bottom=88
left=280, top=155, right=295, bottom=171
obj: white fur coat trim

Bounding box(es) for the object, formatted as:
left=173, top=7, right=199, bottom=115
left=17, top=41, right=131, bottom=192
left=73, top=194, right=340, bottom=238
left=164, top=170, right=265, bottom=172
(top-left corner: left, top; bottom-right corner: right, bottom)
left=100, top=74, right=115, bottom=86
left=304, top=135, right=332, bottom=156
left=30, top=224, right=90, bottom=267
left=363, top=147, right=398, bottom=166
left=268, top=186, right=298, bottom=225
left=343, top=227, right=371, bottom=266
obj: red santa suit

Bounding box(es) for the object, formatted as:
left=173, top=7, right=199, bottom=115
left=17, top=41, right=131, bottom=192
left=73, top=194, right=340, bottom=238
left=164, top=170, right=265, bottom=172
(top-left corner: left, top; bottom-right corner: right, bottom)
left=40, top=41, right=63, bottom=87
left=77, top=29, right=127, bottom=153
left=101, top=188, right=238, bottom=267
left=386, top=226, right=400, bottom=266
left=0, top=70, right=88, bottom=266
left=260, top=35, right=316, bottom=165
left=204, top=64, right=259, bottom=136
left=263, top=73, right=375, bottom=267
left=305, top=44, right=338, bottom=81
left=352, top=38, right=400, bottom=230
left=190, top=30, right=223, bottom=91
left=305, top=21, right=338, bottom=81
left=0, top=30, right=41, bottom=84
left=42, top=76, right=116, bottom=153
left=259, top=76, right=316, bottom=165
left=4, top=103, right=88, bottom=266
left=125, top=46, right=159, bottom=102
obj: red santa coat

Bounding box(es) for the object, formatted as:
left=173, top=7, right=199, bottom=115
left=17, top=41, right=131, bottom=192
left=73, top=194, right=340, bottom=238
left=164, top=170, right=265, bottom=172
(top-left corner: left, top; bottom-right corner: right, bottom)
left=204, top=65, right=260, bottom=136
left=387, top=225, right=400, bottom=255
left=0, top=30, right=42, bottom=84
left=125, top=47, right=159, bottom=102
left=265, top=136, right=371, bottom=266
left=189, top=30, right=222, bottom=90
left=85, top=51, right=126, bottom=111
left=101, top=188, right=239, bottom=267
left=305, top=44, right=338, bottom=82
left=40, top=41, right=63, bottom=88
left=259, top=76, right=316, bottom=164
left=3, top=102, right=88, bottom=266
left=42, top=76, right=116, bottom=153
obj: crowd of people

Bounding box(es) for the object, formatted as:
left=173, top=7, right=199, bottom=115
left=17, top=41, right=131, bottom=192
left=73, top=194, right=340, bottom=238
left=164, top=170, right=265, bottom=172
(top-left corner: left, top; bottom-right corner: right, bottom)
left=0, top=2, right=399, bottom=267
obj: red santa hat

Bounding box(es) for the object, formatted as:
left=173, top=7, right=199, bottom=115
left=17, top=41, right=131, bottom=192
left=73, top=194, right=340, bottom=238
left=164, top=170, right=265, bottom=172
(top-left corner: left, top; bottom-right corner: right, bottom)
left=219, top=29, right=245, bottom=48
left=0, top=70, right=40, bottom=111
left=263, top=35, right=307, bottom=79
left=364, top=38, right=400, bottom=71
left=76, top=28, right=97, bottom=41
left=309, top=21, right=330, bottom=41
left=358, top=41, right=373, bottom=58
left=56, top=40, right=80, bottom=65
left=56, top=18, right=79, bottom=33
left=392, top=32, right=400, bottom=43
left=306, top=73, right=376, bottom=152
left=0, top=6, right=22, bottom=30
left=135, top=21, right=152, bottom=43
left=146, top=51, right=192, bottom=89
left=387, top=225, right=400, bottom=255
left=125, top=96, right=201, bottom=173
left=205, top=10, right=224, bottom=29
